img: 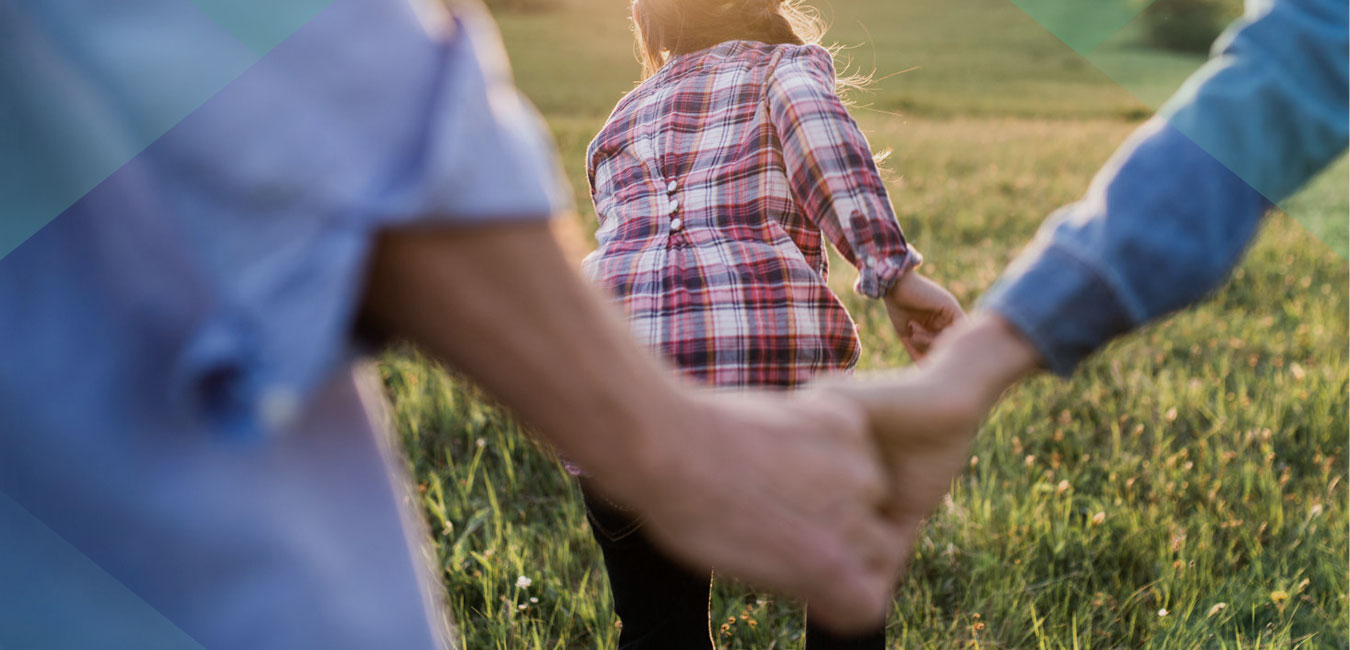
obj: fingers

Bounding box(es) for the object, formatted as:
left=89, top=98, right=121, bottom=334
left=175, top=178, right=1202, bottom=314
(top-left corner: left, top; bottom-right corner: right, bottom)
left=757, top=397, right=900, bottom=631
left=638, top=388, right=912, bottom=635
left=794, top=517, right=895, bottom=634
left=902, top=322, right=937, bottom=360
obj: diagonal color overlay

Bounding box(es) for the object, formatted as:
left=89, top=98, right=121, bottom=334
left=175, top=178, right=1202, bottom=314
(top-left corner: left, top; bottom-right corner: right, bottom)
left=0, top=491, right=207, bottom=650
left=187, top=0, right=334, bottom=55
left=1006, top=0, right=1349, bottom=259
left=1008, top=0, right=1158, bottom=54
left=0, top=0, right=333, bottom=262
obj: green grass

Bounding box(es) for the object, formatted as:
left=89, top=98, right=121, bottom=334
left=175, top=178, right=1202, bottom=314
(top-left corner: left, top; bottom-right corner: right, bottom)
left=382, top=1, right=1349, bottom=646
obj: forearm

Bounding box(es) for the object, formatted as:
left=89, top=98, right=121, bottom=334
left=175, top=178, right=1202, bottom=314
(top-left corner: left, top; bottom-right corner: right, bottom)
left=982, top=0, right=1346, bottom=376
left=361, top=220, right=688, bottom=499
left=923, top=313, right=1040, bottom=417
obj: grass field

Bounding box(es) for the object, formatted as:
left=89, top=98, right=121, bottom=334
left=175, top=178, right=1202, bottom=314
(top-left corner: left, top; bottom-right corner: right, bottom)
left=381, top=0, right=1349, bottom=647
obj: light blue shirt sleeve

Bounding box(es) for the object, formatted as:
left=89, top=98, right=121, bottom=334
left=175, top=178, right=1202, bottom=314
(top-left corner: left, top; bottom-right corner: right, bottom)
left=0, top=1, right=571, bottom=646
left=981, top=0, right=1348, bottom=375
left=157, top=0, right=573, bottom=438
left=0, top=0, right=570, bottom=438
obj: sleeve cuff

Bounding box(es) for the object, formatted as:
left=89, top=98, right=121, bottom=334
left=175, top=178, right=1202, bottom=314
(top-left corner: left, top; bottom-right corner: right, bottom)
left=854, top=246, right=922, bottom=299
left=978, top=241, right=1135, bottom=377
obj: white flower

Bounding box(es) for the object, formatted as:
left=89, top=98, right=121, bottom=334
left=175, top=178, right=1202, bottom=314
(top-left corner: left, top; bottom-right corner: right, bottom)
left=515, top=575, right=532, bottom=589
left=1157, top=608, right=1168, bottom=617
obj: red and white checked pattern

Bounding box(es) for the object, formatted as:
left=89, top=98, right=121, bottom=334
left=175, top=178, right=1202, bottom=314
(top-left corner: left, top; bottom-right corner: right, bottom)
left=583, top=40, right=919, bottom=388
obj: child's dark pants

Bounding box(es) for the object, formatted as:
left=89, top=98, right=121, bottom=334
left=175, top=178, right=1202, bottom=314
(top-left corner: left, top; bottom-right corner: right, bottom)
left=581, top=484, right=887, bottom=650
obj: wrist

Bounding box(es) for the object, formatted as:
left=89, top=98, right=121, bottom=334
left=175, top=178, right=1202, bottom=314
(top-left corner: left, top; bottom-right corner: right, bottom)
left=572, top=379, right=699, bottom=509
left=883, top=267, right=918, bottom=303
left=927, top=312, right=1041, bottom=409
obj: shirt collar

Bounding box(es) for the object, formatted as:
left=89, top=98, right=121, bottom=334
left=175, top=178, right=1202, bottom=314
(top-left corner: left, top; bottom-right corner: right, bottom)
left=661, top=40, right=759, bottom=78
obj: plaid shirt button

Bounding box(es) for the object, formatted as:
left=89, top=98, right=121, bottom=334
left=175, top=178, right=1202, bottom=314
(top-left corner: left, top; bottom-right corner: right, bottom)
left=667, top=199, right=679, bottom=213
left=667, top=180, right=678, bottom=193
left=670, top=218, right=683, bottom=231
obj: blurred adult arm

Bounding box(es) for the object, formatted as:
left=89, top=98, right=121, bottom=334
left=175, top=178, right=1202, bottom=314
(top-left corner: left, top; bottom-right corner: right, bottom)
left=870, top=0, right=1348, bottom=421
left=831, top=0, right=1348, bottom=576
left=981, top=0, right=1348, bottom=378
left=360, top=221, right=901, bottom=633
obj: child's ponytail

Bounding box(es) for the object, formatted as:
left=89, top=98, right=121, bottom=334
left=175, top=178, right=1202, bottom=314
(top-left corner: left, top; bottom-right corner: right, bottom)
left=754, top=0, right=804, bottom=47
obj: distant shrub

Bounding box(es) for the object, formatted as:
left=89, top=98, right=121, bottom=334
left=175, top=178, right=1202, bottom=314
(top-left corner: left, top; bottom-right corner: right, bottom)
left=1139, top=0, right=1244, bottom=53
left=480, top=0, right=563, bottom=13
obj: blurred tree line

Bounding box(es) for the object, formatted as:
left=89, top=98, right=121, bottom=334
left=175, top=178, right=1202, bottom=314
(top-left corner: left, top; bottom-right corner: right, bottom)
left=479, top=0, right=559, bottom=12
left=1139, top=0, right=1246, bottom=52
left=476, top=0, right=1246, bottom=55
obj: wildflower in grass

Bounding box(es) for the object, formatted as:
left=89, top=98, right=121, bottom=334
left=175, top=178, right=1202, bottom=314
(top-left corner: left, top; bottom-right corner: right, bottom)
left=1270, top=590, right=1289, bottom=610
left=1207, top=602, right=1227, bottom=617
left=1091, top=511, right=1106, bottom=527
left=515, top=575, right=532, bottom=589
left=1290, top=362, right=1306, bottom=380
left=1157, top=608, right=1168, bottom=617
left=1055, top=480, right=1070, bottom=496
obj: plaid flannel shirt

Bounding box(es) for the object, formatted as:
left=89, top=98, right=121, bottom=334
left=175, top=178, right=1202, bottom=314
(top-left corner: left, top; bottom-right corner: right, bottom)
left=583, top=40, right=919, bottom=388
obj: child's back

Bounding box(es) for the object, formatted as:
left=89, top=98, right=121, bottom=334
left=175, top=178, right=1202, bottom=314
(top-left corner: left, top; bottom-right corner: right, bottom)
left=584, top=39, right=919, bottom=389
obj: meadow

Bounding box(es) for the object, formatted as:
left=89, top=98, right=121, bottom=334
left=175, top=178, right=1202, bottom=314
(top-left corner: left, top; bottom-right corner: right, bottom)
left=381, top=0, right=1349, bottom=646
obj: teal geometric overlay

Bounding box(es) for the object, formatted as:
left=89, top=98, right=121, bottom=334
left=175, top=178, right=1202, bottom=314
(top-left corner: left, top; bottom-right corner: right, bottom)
left=0, top=491, right=207, bottom=649
left=1008, top=0, right=1349, bottom=259
left=0, top=0, right=333, bottom=261
left=0, top=2, right=334, bottom=644
left=186, top=0, right=334, bottom=55
left=1008, top=0, right=1158, bottom=54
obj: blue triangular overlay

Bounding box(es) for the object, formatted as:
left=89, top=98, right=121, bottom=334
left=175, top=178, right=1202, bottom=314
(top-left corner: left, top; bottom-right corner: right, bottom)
left=1010, top=0, right=1349, bottom=259
left=1007, top=0, right=1159, bottom=55
left=0, top=0, right=333, bottom=261
left=186, top=0, right=334, bottom=55
left=0, top=491, right=207, bottom=650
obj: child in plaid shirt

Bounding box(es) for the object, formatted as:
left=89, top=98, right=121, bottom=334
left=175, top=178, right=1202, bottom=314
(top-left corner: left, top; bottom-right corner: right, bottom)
left=580, top=0, right=964, bottom=646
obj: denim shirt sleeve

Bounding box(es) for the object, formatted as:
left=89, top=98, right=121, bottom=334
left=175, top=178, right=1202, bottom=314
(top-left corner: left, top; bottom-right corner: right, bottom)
left=981, top=0, right=1349, bottom=376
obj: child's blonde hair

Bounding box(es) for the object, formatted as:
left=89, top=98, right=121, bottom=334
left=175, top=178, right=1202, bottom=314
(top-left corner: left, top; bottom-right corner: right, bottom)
left=632, top=0, right=827, bottom=78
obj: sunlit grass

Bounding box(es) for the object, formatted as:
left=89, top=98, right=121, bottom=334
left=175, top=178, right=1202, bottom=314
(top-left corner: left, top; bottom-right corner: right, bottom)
left=382, top=1, right=1348, bottom=646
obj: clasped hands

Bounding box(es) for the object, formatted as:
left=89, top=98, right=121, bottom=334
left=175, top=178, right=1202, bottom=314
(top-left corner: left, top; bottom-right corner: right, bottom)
left=598, top=273, right=1040, bottom=635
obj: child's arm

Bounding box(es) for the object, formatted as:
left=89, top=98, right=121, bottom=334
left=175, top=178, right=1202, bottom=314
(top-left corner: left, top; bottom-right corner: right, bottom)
left=765, top=46, right=963, bottom=358
left=883, top=271, right=964, bottom=361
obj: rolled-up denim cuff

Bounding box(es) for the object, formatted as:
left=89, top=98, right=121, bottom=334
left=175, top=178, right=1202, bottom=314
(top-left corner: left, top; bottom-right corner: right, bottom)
left=855, top=247, right=922, bottom=299
left=979, top=243, right=1135, bottom=377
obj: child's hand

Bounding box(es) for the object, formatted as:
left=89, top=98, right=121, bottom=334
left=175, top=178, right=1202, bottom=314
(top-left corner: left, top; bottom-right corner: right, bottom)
left=883, top=272, right=965, bottom=362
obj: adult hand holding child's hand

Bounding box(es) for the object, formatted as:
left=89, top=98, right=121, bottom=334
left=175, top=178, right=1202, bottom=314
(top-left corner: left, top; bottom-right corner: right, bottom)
left=619, top=388, right=908, bottom=634
left=818, top=314, right=1041, bottom=583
